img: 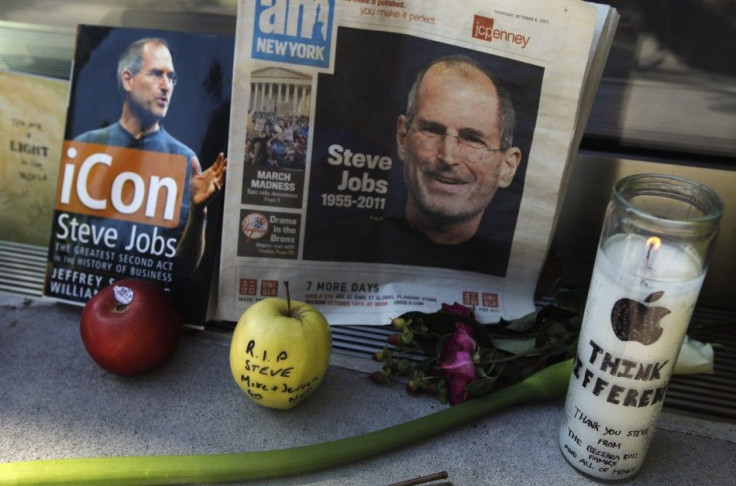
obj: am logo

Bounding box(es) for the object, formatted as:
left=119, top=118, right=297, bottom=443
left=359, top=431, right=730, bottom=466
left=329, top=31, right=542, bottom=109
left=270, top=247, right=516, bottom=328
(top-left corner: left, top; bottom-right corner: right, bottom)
left=252, top=0, right=335, bottom=69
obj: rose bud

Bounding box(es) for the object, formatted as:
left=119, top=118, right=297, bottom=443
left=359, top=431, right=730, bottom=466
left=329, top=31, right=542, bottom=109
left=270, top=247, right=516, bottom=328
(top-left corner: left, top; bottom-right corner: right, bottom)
left=391, top=317, right=407, bottom=329
left=405, top=380, right=422, bottom=395
left=369, top=371, right=387, bottom=384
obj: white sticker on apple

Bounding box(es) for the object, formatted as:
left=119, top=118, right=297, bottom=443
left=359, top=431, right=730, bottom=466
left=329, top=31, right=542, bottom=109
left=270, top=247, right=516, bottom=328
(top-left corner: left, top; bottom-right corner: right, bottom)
left=113, top=285, right=134, bottom=306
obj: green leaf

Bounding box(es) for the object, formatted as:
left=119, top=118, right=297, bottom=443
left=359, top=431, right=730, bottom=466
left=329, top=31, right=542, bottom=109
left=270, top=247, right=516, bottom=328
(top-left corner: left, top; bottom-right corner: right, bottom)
left=504, top=311, right=539, bottom=332
left=553, top=288, right=588, bottom=311
left=437, top=379, right=449, bottom=404
left=563, top=340, right=578, bottom=360
left=562, top=314, right=583, bottom=333
left=466, top=376, right=500, bottom=397
left=547, top=321, right=568, bottom=337
left=534, top=324, right=549, bottom=348
left=415, top=357, right=437, bottom=374
left=397, top=359, right=412, bottom=373
left=476, top=345, right=506, bottom=365
left=490, top=337, right=539, bottom=355
left=476, top=361, right=507, bottom=381
left=401, top=328, right=414, bottom=345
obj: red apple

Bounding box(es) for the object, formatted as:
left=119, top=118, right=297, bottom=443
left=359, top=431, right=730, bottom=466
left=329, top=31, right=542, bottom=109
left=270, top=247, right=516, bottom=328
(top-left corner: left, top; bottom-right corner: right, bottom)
left=80, top=278, right=182, bottom=376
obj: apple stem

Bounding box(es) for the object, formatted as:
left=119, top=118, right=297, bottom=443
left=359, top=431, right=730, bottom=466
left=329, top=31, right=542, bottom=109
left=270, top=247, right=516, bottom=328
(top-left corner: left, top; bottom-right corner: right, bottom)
left=284, top=281, right=291, bottom=316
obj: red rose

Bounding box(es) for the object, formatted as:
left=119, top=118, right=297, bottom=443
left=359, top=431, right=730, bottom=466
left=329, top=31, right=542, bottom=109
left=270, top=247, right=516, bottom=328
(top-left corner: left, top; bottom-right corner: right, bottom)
left=441, top=302, right=475, bottom=319
left=440, top=322, right=477, bottom=405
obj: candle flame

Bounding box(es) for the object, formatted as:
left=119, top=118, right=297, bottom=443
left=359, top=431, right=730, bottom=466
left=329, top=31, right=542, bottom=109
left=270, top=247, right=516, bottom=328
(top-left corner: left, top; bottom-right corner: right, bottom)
left=646, top=236, right=661, bottom=259
left=647, top=236, right=661, bottom=251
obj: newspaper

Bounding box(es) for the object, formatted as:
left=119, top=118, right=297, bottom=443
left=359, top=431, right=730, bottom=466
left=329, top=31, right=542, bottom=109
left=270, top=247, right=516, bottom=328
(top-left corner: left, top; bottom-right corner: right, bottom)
left=216, top=0, right=619, bottom=325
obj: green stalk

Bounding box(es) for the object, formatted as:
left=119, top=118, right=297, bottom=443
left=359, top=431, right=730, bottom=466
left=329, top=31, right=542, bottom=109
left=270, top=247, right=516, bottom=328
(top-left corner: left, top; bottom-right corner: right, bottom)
left=0, top=359, right=572, bottom=485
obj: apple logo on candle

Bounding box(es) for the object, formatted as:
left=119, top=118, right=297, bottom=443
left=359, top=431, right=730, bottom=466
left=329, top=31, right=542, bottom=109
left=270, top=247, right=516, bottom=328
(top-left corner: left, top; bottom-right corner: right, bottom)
left=610, top=291, right=671, bottom=345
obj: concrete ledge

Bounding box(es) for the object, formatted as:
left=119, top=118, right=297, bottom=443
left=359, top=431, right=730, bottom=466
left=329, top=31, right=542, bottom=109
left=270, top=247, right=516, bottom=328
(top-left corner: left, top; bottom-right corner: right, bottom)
left=1, top=293, right=734, bottom=485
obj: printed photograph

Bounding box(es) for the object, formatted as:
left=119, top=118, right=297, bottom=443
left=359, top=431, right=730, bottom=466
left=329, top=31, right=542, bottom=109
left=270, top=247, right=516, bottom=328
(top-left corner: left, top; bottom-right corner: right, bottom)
left=303, top=27, right=543, bottom=277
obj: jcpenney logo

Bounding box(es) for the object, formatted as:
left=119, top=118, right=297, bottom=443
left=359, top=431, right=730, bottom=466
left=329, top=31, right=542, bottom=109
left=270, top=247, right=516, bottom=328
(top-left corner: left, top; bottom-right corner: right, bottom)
left=472, top=15, right=530, bottom=49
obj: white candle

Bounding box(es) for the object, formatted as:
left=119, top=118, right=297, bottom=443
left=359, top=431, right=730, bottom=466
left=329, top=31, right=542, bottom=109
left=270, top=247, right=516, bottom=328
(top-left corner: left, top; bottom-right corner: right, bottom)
left=559, top=233, right=704, bottom=480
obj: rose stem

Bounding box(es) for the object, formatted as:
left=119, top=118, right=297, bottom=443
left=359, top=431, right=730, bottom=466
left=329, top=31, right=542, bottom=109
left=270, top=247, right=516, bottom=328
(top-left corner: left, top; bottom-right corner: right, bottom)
left=0, top=360, right=572, bottom=486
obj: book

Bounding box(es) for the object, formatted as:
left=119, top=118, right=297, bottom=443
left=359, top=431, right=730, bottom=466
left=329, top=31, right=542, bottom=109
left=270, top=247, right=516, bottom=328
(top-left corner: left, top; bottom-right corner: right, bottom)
left=215, top=0, right=619, bottom=326
left=0, top=69, right=68, bottom=297
left=43, top=24, right=235, bottom=325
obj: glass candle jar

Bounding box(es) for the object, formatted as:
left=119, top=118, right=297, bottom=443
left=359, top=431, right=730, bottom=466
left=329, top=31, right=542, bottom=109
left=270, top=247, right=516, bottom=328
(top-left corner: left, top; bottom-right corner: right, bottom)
left=558, top=173, right=723, bottom=480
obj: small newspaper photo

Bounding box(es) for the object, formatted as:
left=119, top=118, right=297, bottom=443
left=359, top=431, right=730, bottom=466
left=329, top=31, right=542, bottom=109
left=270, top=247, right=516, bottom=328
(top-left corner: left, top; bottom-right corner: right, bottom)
left=44, top=25, right=235, bottom=325
left=217, top=0, right=618, bottom=325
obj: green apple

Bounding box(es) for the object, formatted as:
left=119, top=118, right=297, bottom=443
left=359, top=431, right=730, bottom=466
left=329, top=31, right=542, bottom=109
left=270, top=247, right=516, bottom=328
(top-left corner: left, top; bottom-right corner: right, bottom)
left=229, top=297, right=332, bottom=410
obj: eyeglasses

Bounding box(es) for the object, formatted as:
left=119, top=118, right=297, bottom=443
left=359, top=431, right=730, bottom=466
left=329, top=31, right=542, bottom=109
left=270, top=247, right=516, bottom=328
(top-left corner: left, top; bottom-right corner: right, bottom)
left=144, top=69, right=178, bottom=86
left=410, top=125, right=506, bottom=164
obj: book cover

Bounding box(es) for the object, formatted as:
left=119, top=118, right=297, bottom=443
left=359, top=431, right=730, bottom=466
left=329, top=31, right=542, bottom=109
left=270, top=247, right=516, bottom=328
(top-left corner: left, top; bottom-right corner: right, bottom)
left=44, top=25, right=234, bottom=324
